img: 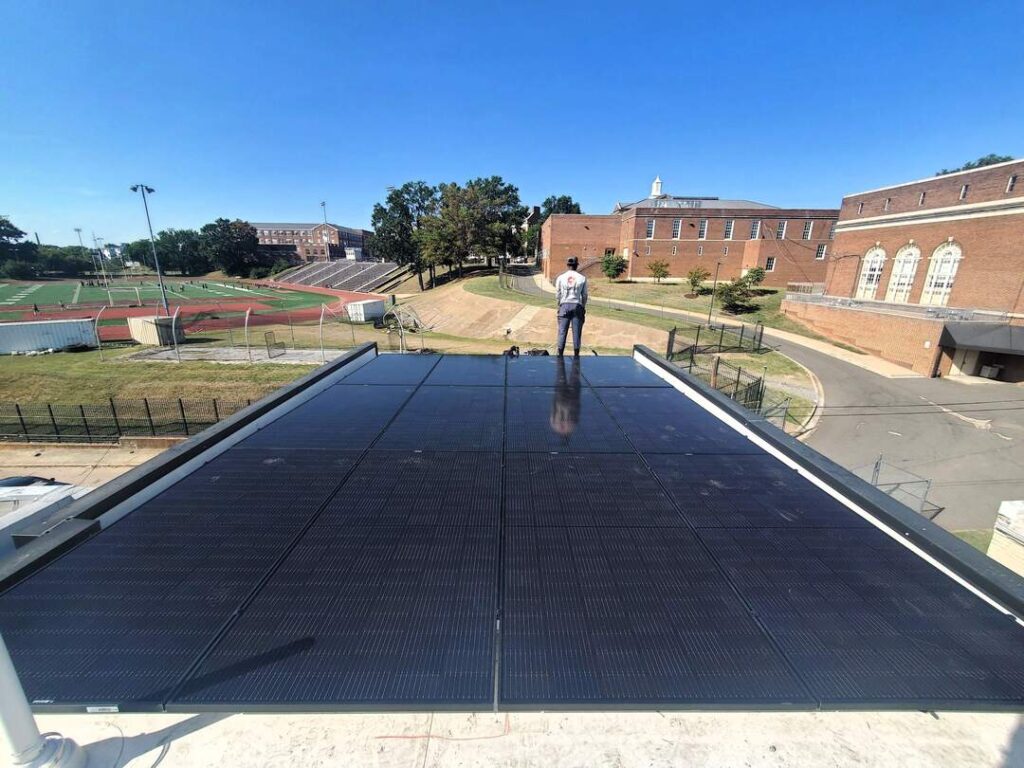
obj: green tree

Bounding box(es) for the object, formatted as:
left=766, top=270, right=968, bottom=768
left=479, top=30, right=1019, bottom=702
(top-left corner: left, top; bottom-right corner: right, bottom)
left=647, top=260, right=670, bottom=283
left=0, top=260, right=36, bottom=279
left=122, top=239, right=152, bottom=268
left=744, top=266, right=766, bottom=286
left=36, top=245, right=92, bottom=276
left=369, top=181, right=438, bottom=290
left=687, top=266, right=711, bottom=294
left=540, top=195, right=581, bottom=218
left=415, top=182, right=479, bottom=281
left=600, top=251, right=627, bottom=281
left=468, top=176, right=527, bottom=268
left=156, top=229, right=208, bottom=275
left=199, top=219, right=260, bottom=277
left=936, top=154, right=1014, bottom=175
left=0, top=216, right=38, bottom=268
left=717, top=279, right=755, bottom=313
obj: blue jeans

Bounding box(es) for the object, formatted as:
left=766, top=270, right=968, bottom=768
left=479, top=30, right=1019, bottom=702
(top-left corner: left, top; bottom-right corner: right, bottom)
left=556, top=303, right=585, bottom=355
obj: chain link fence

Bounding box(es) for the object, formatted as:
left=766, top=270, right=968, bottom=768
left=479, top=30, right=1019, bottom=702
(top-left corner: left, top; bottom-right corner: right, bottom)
left=0, top=398, right=254, bottom=443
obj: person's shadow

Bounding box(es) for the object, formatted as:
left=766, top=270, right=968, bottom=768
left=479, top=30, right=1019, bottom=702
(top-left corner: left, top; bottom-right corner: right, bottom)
left=550, top=356, right=582, bottom=443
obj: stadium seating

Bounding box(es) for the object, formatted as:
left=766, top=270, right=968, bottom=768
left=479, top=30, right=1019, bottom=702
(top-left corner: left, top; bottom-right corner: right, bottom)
left=276, top=260, right=402, bottom=293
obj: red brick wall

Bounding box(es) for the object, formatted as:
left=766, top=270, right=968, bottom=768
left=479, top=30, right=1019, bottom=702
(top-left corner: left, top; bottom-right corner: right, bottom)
left=540, top=214, right=620, bottom=280
left=782, top=300, right=945, bottom=375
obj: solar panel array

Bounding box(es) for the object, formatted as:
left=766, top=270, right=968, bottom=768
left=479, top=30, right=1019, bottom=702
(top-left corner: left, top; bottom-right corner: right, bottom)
left=2, top=353, right=1024, bottom=712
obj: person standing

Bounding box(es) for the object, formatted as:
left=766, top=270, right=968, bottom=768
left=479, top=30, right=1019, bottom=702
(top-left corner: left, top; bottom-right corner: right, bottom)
left=554, top=256, right=588, bottom=357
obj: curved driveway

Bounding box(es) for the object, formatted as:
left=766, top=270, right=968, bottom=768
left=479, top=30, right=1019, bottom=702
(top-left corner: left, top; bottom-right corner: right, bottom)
left=512, top=271, right=1024, bottom=531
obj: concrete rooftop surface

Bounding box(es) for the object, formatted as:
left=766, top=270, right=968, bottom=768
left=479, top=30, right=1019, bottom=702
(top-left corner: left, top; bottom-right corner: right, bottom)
left=33, top=710, right=1024, bottom=767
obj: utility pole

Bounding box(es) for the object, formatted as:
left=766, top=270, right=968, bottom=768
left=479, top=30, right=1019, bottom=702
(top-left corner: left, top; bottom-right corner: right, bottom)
left=74, top=228, right=99, bottom=279
left=707, top=260, right=723, bottom=326
left=320, top=201, right=331, bottom=261
left=130, top=185, right=170, bottom=315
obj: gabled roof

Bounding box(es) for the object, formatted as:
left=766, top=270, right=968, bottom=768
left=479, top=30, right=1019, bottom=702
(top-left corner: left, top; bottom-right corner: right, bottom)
left=251, top=222, right=370, bottom=235
left=615, top=196, right=779, bottom=212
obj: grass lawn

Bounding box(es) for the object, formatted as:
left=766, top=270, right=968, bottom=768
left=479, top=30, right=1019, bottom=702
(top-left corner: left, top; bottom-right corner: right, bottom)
left=0, top=347, right=315, bottom=403
left=954, top=529, right=994, bottom=553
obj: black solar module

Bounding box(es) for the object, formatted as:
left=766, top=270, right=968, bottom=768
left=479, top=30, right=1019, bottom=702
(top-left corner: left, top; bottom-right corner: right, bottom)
left=3, top=351, right=1024, bottom=714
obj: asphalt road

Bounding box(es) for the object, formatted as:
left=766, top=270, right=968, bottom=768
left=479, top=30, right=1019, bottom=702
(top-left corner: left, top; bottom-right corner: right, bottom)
left=511, top=272, right=1024, bottom=531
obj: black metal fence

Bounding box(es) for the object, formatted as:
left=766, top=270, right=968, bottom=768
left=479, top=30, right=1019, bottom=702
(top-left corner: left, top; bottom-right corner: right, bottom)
left=0, top=398, right=254, bottom=443
left=677, top=355, right=766, bottom=411
left=666, top=320, right=766, bottom=362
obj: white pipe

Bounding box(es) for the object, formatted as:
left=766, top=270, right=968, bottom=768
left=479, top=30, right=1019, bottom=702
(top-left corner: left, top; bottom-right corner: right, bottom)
left=94, top=305, right=106, bottom=361
left=0, top=632, right=44, bottom=764
left=244, top=308, right=252, bottom=362
left=171, top=306, right=181, bottom=363
left=319, top=304, right=327, bottom=363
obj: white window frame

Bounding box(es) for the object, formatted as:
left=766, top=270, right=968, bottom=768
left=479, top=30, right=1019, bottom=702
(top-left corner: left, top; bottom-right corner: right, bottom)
left=1008, top=175, right=1018, bottom=194
left=815, top=244, right=827, bottom=260
left=723, top=219, right=734, bottom=240
left=857, top=202, right=864, bottom=215
left=918, top=191, right=927, bottom=206
left=884, top=243, right=921, bottom=303
left=749, top=220, right=761, bottom=239
left=671, top=245, right=678, bottom=255
left=802, top=221, right=813, bottom=240
left=959, top=184, right=969, bottom=200
left=671, top=219, right=681, bottom=239
left=646, top=219, right=655, bottom=239
left=921, top=242, right=963, bottom=307
left=722, top=246, right=729, bottom=256
left=645, top=245, right=651, bottom=255
left=697, top=219, right=708, bottom=240
left=855, top=246, right=886, bottom=300
left=828, top=221, right=836, bottom=240
left=764, top=256, right=776, bottom=272
left=775, top=220, right=787, bottom=239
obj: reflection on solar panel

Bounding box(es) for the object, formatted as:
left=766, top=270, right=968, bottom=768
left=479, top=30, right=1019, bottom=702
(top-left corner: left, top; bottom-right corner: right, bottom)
left=2, top=351, right=1024, bottom=713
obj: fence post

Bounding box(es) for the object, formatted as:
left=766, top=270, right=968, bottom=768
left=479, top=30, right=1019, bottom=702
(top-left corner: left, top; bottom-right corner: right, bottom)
left=79, top=404, right=91, bottom=442
left=212, top=399, right=220, bottom=421
left=693, top=325, right=701, bottom=352
left=739, top=324, right=746, bottom=349
left=143, top=398, right=155, bottom=436
left=288, top=311, right=295, bottom=349
left=178, top=398, right=189, bottom=436
left=14, top=403, right=28, bottom=440
left=666, top=327, right=676, bottom=360
left=710, top=356, right=720, bottom=388
left=756, top=322, right=764, bottom=350
left=46, top=404, right=60, bottom=442
left=95, top=305, right=106, bottom=361
left=109, top=398, right=121, bottom=436
left=718, top=326, right=725, bottom=350
left=871, top=454, right=883, bottom=486
left=319, top=304, right=327, bottom=364
left=244, top=309, right=252, bottom=362
left=171, top=306, right=182, bottom=363
left=733, top=367, right=742, bottom=398
left=761, top=365, right=769, bottom=405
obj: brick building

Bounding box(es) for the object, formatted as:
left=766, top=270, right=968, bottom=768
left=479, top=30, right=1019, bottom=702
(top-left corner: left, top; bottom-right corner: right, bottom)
left=783, top=159, right=1024, bottom=380
left=252, top=222, right=373, bottom=263
left=539, top=177, right=838, bottom=287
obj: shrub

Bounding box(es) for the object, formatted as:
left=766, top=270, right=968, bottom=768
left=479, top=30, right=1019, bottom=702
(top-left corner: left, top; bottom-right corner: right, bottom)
left=600, top=252, right=627, bottom=281
left=687, top=266, right=711, bottom=294
left=647, top=260, right=670, bottom=283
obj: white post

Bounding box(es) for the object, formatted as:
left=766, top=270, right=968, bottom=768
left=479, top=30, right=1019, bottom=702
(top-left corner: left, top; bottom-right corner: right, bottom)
left=0, top=633, right=84, bottom=767
left=94, top=305, right=106, bottom=361
left=319, top=304, right=327, bottom=363
left=170, top=306, right=182, bottom=363
left=244, top=308, right=252, bottom=362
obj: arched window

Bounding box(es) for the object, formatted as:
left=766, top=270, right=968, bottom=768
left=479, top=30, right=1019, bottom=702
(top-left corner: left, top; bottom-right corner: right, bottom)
left=884, top=243, right=921, bottom=303
left=855, top=246, right=886, bottom=300
left=921, top=241, right=963, bottom=306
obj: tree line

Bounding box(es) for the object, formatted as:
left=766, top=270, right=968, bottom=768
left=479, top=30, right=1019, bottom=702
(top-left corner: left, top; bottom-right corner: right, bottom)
left=369, top=178, right=580, bottom=290
left=0, top=216, right=287, bottom=280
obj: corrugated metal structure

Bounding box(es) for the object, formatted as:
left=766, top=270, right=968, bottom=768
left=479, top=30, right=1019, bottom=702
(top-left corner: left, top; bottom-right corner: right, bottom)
left=346, top=299, right=386, bottom=322
left=0, top=320, right=96, bottom=354
left=127, top=316, right=184, bottom=346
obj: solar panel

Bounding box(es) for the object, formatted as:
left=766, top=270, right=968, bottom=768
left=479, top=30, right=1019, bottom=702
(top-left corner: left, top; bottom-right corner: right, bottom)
left=4, top=351, right=1024, bottom=714
left=578, top=356, right=671, bottom=388
left=424, top=355, right=506, bottom=386
left=505, top=386, right=631, bottom=453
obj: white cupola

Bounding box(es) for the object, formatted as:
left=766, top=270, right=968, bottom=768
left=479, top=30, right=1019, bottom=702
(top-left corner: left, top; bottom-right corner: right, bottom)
left=651, top=176, right=663, bottom=197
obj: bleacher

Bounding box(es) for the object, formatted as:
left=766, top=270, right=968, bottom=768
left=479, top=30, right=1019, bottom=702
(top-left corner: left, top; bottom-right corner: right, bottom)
left=276, top=260, right=403, bottom=293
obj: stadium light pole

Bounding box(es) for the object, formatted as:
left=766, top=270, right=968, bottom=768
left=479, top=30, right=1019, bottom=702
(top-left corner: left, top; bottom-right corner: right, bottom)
left=320, top=201, right=330, bottom=261
left=130, top=185, right=170, bottom=315
left=74, top=228, right=99, bottom=280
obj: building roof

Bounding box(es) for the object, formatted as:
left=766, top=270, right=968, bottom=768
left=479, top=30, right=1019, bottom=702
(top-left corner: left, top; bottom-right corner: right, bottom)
left=615, top=195, right=779, bottom=212
left=251, top=222, right=369, bottom=236
left=2, top=346, right=1024, bottom=714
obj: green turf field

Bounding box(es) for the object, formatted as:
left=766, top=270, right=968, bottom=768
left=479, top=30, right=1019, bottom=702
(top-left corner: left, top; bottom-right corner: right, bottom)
left=0, top=279, right=326, bottom=311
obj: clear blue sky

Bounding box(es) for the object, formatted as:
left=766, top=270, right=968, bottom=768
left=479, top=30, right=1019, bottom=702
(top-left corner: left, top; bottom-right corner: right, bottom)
left=2, top=1, right=1022, bottom=245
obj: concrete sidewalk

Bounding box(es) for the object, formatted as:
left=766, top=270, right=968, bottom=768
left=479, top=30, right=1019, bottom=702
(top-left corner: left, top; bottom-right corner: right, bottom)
left=525, top=272, right=918, bottom=379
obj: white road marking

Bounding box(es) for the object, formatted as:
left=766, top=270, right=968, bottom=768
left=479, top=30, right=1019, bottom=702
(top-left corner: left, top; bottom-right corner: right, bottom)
left=919, top=395, right=991, bottom=430
left=887, top=430, right=902, bottom=437
left=995, top=432, right=1013, bottom=441
left=71, top=283, right=82, bottom=304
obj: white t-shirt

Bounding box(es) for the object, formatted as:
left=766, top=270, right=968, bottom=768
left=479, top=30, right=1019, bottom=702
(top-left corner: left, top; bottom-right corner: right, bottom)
left=555, top=270, right=588, bottom=306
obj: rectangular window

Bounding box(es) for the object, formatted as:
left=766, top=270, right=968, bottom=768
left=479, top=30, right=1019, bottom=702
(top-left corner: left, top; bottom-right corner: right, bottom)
left=959, top=184, right=969, bottom=200
left=697, top=245, right=703, bottom=256
left=723, top=219, right=734, bottom=240
left=802, top=221, right=813, bottom=240
left=749, top=220, right=761, bottom=239
left=815, top=244, right=827, bottom=260
left=604, top=248, right=615, bottom=258
left=697, top=219, right=708, bottom=240
left=828, top=221, right=836, bottom=240
left=765, top=256, right=776, bottom=271
left=722, top=246, right=729, bottom=256
left=1008, top=175, right=1018, bottom=193
left=646, top=219, right=655, bottom=239
left=671, top=219, right=681, bottom=239
left=645, top=245, right=651, bottom=255
left=857, top=202, right=864, bottom=215
left=775, top=220, right=787, bottom=239
left=918, top=191, right=927, bottom=206
left=671, top=245, right=678, bottom=255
